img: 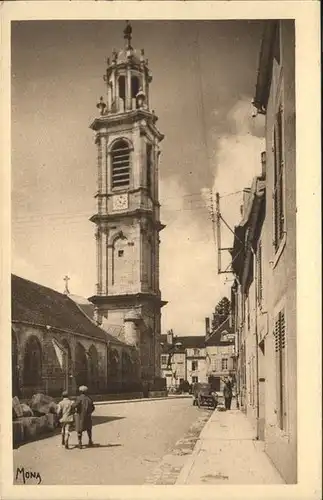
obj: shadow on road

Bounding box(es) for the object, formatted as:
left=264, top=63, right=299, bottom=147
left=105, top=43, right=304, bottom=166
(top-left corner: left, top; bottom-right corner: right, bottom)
left=92, top=415, right=125, bottom=427
left=70, top=443, right=122, bottom=450
left=13, top=416, right=125, bottom=449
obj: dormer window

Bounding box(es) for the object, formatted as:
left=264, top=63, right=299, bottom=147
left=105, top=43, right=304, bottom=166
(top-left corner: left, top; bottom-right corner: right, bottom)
left=111, top=140, right=130, bottom=189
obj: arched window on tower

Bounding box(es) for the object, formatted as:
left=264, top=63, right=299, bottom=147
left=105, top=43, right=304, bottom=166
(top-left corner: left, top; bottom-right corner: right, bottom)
left=111, top=140, right=131, bottom=189
left=118, top=75, right=126, bottom=112
left=131, top=76, right=140, bottom=108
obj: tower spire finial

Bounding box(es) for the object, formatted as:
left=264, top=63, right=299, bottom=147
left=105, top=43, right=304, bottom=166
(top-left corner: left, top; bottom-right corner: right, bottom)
left=124, top=20, right=132, bottom=50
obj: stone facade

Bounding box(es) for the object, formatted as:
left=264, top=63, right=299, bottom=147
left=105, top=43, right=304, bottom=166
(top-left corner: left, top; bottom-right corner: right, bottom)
left=12, top=275, right=138, bottom=399
left=231, top=20, right=297, bottom=484
left=88, top=24, right=165, bottom=383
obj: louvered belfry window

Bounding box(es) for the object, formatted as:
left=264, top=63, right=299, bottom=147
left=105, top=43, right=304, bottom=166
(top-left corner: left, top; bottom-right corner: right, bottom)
left=274, top=310, right=287, bottom=430
left=111, top=140, right=130, bottom=189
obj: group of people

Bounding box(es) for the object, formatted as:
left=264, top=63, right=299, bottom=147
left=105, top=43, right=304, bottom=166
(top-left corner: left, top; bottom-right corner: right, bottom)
left=56, top=385, right=95, bottom=450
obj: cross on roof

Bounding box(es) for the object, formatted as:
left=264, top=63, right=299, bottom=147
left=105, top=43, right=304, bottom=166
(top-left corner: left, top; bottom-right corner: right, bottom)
left=124, top=21, right=132, bottom=49
left=63, top=275, right=70, bottom=295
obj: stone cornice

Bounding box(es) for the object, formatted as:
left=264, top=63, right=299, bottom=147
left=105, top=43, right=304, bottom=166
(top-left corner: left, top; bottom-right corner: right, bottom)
left=88, top=293, right=167, bottom=308
left=90, top=109, right=164, bottom=142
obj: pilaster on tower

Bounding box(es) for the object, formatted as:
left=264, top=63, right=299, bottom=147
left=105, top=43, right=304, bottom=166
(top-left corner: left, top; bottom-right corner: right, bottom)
left=88, top=22, right=167, bottom=381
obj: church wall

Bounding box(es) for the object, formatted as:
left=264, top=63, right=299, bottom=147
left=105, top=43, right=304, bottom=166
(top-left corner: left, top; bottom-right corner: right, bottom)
left=12, top=322, right=108, bottom=398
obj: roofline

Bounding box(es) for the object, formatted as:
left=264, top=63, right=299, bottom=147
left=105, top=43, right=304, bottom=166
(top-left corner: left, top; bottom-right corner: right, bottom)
left=206, top=316, right=232, bottom=343
left=253, top=21, right=279, bottom=113
left=66, top=295, right=126, bottom=346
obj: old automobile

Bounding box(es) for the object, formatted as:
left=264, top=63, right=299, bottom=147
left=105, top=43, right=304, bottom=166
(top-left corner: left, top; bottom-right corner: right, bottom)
left=192, top=383, right=218, bottom=409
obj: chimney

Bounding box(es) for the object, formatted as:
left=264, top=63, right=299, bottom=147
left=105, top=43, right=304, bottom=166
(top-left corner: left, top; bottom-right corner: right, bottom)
left=205, top=317, right=210, bottom=337
left=241, top=188, right=251, bottom=218
left=261, top=151, right=266, bottom=178
left=166, top=329, right=173, bottom=345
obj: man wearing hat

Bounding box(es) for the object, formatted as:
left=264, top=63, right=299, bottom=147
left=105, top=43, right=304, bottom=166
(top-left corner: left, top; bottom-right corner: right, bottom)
left=72, top=386, right=95, bottom=449
left=56, top=390, right=74, bottom=449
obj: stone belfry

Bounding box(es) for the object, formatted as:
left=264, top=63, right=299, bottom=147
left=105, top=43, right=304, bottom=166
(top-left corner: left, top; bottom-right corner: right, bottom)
left=88, top=22, right=166, bottom=381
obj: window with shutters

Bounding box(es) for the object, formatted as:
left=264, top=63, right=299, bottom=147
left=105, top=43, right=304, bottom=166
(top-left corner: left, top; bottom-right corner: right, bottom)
left=257, top=240, right=263, bottom=306
left=274, top=310, right=287, bottom=430
left=273, top=104, right=285, bottom=252
left=111, top=140, right=131, bottom=189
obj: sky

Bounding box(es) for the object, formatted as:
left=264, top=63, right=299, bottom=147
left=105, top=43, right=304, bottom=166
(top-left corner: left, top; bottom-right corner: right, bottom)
left=11, top=19, right=266, bottom=336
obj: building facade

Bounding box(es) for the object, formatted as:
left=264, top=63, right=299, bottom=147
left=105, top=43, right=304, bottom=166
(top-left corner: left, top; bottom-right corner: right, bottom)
left=160, top=332, right=207, bottom=390
left=205, top=317, right=236, bottom=392
left=88, top=23, right=166, bottom=383
left=12, top=275, right=137, bottom=399
left=231, top=20, right=296, bottom=484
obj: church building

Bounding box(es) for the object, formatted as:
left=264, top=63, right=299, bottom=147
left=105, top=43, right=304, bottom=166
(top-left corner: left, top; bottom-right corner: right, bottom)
left=88, top=22, right=167, bottom=384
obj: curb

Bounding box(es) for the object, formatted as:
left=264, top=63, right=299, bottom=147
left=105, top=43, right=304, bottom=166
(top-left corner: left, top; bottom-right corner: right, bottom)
left=176, top=439, right=202, bottom=484
left=96, top=395, right=191, bottom=405
left=175, top=409, right=215, bottom=485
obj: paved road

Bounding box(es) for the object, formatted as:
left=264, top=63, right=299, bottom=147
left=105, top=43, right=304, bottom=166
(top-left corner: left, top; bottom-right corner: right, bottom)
left=13, top=397, right=207, bottom=485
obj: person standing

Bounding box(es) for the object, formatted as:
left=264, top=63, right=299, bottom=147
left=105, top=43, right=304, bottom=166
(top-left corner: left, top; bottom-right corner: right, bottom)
left=222, top=377, right=233, bottom=410
left=56, top=390, right=74, bottom=449
left=72, top=385, right=95, bottom=449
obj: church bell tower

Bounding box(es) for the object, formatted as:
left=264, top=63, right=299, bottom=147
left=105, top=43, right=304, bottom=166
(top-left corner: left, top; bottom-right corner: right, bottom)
left=88, top=22, right=166, bottom=381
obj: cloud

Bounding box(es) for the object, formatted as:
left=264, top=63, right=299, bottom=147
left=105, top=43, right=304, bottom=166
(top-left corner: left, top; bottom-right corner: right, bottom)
left=160, top=178, right=228, bottom=336
left=160, top=99, right=265, bottom=336
left=209, top=98, right=265, bottom=246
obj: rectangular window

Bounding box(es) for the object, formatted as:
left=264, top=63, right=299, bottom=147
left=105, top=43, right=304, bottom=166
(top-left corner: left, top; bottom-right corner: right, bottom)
left=257, top=241, right=263, bottom=305
left=274, top=310, right=287, bottom=430
left=273, top=105, right=285, bottom=251
left=192, top=360, right=198, bottom=371
left=192, top=376, right=198, bottom=384
left=161, top=355, right=168, bottom=366
left=221, top=358, right=228, bottom=371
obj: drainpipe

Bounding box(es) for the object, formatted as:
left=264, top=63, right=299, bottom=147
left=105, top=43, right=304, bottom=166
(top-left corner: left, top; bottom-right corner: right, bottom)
left=250, top=246, right=260, bottom=440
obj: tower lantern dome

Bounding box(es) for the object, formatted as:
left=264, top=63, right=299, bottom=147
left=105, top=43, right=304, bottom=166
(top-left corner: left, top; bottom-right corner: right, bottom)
left=102, top=21, right=152, bottom=115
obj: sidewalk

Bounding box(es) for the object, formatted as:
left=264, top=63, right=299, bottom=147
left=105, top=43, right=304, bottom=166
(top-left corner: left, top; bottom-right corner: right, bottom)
left=176, top=406, right=285, bottom=485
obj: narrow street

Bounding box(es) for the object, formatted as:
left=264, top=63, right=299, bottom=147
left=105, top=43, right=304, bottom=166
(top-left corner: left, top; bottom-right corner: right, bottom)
left=13, top=397, right=210, bottom=485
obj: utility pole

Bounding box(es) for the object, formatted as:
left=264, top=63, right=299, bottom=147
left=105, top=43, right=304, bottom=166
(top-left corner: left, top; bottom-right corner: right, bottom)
left=215, top=192, right=222, bottom=274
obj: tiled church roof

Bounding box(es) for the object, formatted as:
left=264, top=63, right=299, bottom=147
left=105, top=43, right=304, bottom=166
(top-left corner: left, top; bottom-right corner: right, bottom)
left=11, top=274, right=125, bottom=345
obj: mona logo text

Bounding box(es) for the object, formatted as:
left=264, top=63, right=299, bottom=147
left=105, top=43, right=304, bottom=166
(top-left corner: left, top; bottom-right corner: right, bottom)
left=16, top=467, right=42, bottom=484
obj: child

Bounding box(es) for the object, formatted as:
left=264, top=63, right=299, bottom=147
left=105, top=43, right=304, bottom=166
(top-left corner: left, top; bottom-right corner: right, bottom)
left=72, top=385, right=95, bottom=449
left=57, top=390, right=74, bottom=449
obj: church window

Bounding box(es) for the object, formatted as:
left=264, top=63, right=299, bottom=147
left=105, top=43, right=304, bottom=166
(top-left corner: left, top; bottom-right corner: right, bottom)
left=111, top=140, right=130, bottom=189
left=23, top=336, right=42, bottom=387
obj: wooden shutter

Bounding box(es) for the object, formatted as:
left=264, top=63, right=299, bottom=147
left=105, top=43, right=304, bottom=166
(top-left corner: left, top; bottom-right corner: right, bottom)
left=274, top=310, right=287, bottom=429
